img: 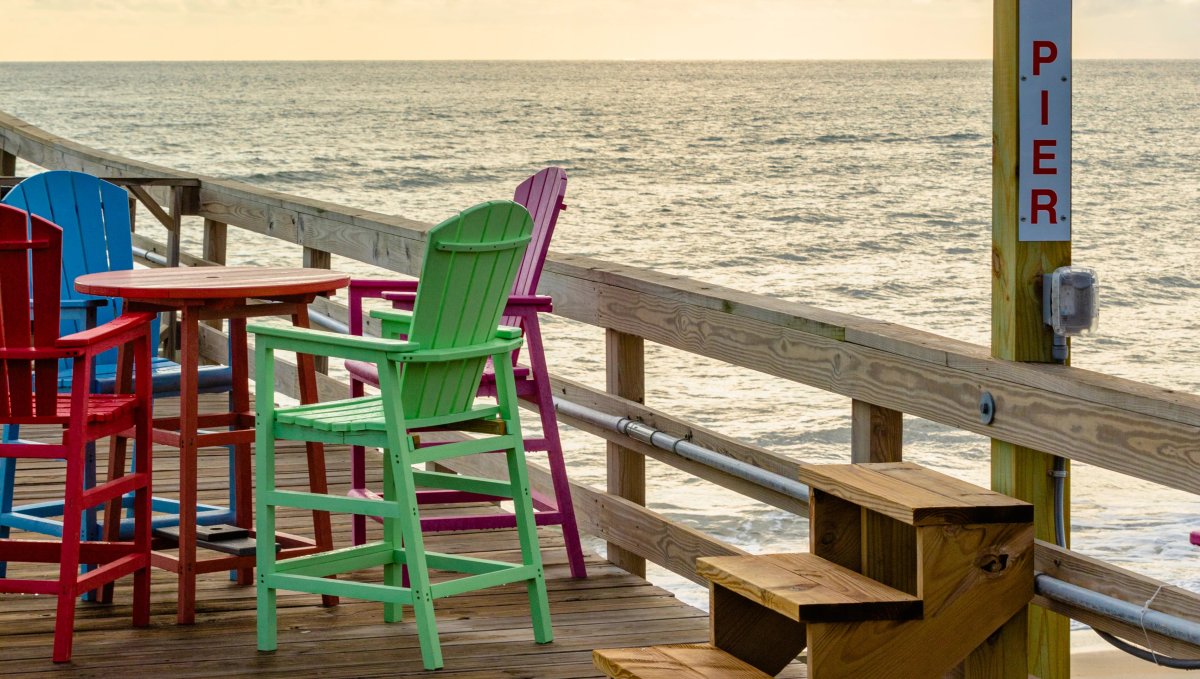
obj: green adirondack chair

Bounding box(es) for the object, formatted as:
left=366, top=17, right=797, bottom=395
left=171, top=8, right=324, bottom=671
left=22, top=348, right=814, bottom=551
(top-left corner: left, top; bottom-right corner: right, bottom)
left=249, top=200, right=552, bottom=670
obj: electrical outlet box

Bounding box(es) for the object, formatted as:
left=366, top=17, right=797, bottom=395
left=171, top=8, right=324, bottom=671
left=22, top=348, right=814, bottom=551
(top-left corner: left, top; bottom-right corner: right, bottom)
left=1044, top=266, right=1099, bottom=337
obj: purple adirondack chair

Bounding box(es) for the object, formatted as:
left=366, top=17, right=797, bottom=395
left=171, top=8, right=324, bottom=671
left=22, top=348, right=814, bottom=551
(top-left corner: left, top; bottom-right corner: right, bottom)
left=344, top=167, right=586, bottom=578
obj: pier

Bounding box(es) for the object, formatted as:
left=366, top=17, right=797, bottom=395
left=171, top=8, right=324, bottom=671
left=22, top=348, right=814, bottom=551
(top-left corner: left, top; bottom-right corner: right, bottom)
left=1, top=100, right=1199, bottom=677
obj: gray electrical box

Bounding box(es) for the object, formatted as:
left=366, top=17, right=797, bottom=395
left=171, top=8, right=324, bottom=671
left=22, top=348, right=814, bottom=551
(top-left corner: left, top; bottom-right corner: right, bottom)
left=1044, top=266, right=1099, bottom=337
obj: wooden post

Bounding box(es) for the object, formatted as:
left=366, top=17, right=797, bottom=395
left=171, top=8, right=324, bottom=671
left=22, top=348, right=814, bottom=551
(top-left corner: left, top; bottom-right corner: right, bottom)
left=990, top=0, right=1070, bottom=676
left=165, top=187, right=185, bottom=359
left=850, top=401, right=915, bottom=595
left=203, top=219, right=227, bottom=265
left=0, top=149, right=15, bottom=176
left=202, top=219, right=228, bottom=335
left=850, top=400, right=902, bottom=464
left=606, top=328, right=645, bottom=577
left=303, top=247, right=332, bottom=374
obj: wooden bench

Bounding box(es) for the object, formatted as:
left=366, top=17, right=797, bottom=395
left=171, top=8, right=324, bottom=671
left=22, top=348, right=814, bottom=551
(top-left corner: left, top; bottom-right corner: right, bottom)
left=594, top=462, right=1034, bottom=678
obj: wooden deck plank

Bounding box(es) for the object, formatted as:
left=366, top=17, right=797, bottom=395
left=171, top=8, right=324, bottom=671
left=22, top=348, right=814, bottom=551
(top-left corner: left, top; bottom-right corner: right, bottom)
left=0, top=393, right=805, bottom=677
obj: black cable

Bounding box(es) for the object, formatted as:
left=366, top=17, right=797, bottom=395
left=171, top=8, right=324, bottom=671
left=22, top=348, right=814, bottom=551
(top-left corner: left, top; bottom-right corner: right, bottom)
left=1095, top=630, right=1200, bottom=670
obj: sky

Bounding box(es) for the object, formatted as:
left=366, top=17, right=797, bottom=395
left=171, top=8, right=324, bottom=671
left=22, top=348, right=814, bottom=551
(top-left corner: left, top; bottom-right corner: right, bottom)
left=1, top=0, right=1197, bottom=61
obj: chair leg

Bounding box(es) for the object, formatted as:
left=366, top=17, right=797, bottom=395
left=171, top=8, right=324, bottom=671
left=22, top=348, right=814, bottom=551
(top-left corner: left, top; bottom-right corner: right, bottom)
left=53, top=445, right=87, bottom=663
left=0, top=452, right=14, bottom=579
left=506, top=442, right=553, bottom=644
left=532, top=390, right=586, bottom=579
left=387, top=445, right=443, bottom=670
left=255, top=400, right=279, bottom=653
left=524, top=317, right=587, bottom=578
left=292, top=305, right=337, bottom=608
left=350, top=377, right=367, bottom=547
left=99, top=429, right=130, bottom=605
left=132, top=398, right=153, bottom=628
left=229, top=317, right=254, bottom=585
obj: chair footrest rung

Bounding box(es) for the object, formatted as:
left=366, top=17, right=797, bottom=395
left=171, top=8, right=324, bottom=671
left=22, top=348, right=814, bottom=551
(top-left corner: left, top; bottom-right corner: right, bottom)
left=593, top=644, right=781, bottom=679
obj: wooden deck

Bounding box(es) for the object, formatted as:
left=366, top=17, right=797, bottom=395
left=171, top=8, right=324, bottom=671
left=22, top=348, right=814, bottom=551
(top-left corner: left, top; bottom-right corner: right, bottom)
left=0, top=394, right=806, bottom=678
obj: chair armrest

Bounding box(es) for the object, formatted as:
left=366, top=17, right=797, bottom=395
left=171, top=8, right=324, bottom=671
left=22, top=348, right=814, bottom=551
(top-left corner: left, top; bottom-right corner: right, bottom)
left=496, top=325, right=522, bottom=340
left=504, top=295, right=553, bottom=313
left=349, top=278, right=419, bottom=335
left=57, top=312, right=155, bottom=354
left=397, top=337, right=523, bottom=364
left=349, top=278, right=418, bottom=296
left=248, top=323, right=418, bottom=362
left=381, top=289, right=418, bottom=311
left=369, top=308, right=414, bottom=340
left=60, top=299, right=109, bottom=310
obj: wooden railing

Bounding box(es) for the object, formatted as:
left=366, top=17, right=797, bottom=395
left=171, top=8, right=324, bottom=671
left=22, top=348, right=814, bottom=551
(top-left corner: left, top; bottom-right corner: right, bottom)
left=3, top=110, right=1198, bottom=661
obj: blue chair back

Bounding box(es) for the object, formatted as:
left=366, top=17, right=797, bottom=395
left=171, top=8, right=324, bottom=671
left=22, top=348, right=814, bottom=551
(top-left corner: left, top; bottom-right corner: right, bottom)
left=1, top=171, right=158, bottom=367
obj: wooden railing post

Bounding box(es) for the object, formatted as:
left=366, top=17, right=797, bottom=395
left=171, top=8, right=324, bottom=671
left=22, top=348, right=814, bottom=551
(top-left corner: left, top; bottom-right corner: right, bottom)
left=202, top=219, right=229, bottom=335
left=850, top=400, right=902, bottom=464
left=989, top=0, right=1069, bottom=676
left=303, top=246, right=332, bottom=374
left=850, top=401, right=916, bottom=596
left=203, top=219, right=227, bottom=265
left=0, top=149, right=14, bottom=176
left=606, top=328, right=646, bottom=577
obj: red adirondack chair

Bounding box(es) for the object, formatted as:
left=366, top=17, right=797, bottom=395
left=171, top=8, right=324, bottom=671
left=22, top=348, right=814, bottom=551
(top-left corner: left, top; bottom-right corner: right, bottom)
left=344, top=167, right=586, bottom=578
left=0, top=205, right=154, bottom=662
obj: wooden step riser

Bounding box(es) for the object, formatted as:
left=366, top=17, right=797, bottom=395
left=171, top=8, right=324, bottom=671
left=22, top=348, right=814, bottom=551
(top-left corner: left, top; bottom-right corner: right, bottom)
left=806, top=522, right=1035, bottom=679
left=710, top=584, right=807, bottom=676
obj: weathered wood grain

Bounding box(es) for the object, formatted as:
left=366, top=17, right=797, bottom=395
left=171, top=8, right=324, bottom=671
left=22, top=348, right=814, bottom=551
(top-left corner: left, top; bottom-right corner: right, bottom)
left=850, top=400, right=902, bottom=464
left=606, top=329, right=646, bottom=578
left=697, top=553, right=921, bottom=623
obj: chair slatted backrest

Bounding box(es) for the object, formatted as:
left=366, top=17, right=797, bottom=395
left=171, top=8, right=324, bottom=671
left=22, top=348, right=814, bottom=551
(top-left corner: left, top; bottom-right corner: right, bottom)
left=0, top=205, right=63, bottom=418
left=401, top=201, right=533, bottom=420
left=503, top=167, right=567, bottom=328
left=1, top=171, right=141, bottom=367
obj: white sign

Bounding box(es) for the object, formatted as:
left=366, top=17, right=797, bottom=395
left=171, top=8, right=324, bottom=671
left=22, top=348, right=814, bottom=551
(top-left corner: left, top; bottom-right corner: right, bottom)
left=1019, top=0, right=1072, bottom=242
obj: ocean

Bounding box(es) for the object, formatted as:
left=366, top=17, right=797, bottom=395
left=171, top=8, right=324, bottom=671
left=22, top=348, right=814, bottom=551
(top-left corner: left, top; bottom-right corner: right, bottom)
left=0, top=60, right=1197, bottom=607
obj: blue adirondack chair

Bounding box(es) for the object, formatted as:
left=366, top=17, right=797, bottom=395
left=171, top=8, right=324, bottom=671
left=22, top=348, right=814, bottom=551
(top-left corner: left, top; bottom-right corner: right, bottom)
left=0, top=171, right=236, bottom=578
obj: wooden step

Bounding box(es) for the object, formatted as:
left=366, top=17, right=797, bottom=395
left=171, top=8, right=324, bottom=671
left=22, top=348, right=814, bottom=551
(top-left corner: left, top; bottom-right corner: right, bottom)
left=798, top=462, right=1032, bottom=526
left=593, top=643, right=787, bottom=679
left=697, top=552, right=922, bottom=622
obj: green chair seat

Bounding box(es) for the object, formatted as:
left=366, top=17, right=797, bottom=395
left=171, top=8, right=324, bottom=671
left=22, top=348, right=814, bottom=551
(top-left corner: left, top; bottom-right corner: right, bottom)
left=275, top=396, right=388, bottom=433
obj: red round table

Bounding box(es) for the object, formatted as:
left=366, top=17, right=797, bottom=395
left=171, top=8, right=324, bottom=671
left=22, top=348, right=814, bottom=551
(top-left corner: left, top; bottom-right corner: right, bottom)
left=76, top=266, right=349, bottom=624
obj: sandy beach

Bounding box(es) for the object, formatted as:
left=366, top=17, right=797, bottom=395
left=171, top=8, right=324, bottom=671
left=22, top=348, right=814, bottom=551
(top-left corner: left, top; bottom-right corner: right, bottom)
left=1073, top=630, right=1190, bottom=678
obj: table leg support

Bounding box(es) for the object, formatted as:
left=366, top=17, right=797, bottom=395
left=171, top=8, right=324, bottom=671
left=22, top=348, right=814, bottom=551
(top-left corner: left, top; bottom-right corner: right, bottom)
left=293, top=304, right=338, bottom=607
left=177, top=310, right=200, bottom=624
left=229, top=318, right=254, bottom=586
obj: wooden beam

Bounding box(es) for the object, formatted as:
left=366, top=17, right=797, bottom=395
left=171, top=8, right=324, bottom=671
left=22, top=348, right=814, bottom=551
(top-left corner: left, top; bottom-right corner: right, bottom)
left=126, top=184, right=175, bottom=231
left=991, top=0, right=1070, bottom=675
left=606, top=329, right=646, bottom=578
left=0, top=149, right=14, bottom=176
